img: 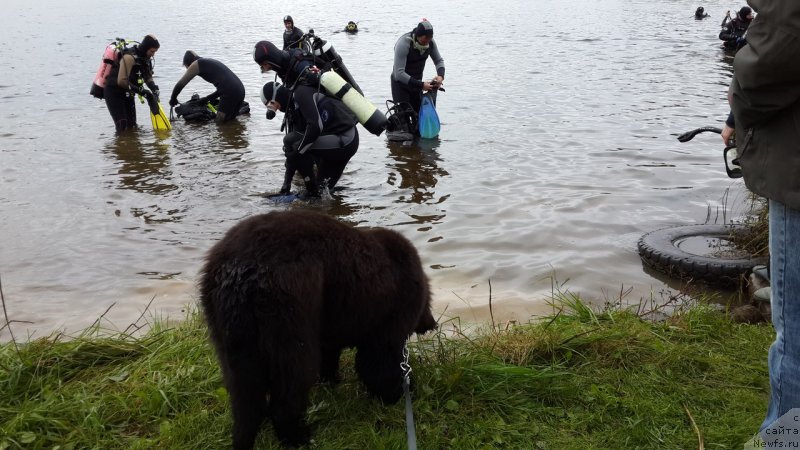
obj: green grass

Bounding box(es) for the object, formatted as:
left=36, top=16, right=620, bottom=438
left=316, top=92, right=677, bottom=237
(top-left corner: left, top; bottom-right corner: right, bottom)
left=0, top=296, right=773, bottom=449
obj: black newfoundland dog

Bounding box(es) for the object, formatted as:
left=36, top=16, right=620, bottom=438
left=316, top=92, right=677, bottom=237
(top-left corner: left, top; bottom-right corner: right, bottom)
left=200, top=210, right=436, bottom=448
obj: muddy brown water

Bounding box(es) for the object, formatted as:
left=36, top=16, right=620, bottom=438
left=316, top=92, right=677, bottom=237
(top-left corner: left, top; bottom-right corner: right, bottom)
left=0, top=0, right=753, bottom=339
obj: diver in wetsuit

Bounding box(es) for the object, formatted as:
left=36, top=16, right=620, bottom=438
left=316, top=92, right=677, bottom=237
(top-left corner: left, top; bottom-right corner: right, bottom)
left=719, top=6, right=753, bottom=51
left=695, top=7, right=709, bottom=19
left=391, top=20, right=445, bottom=116
left=169, top=51, right=246, bottom=124
left=282, top=15, right=304, bottom=50
left=104, top=34, right=161, bottom=133
left=253, top=40, right=318, bottom=90
left=261, top=81, right=359, bottom=197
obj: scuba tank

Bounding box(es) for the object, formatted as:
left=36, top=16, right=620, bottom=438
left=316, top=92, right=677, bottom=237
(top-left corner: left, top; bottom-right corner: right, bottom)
left=312, top=39, right=362, bottom=95
left=319, top=70, right=387, bottom=136
left=90, top=38, right=134, bottom=99
left=303, top=30, right=363, bottom=95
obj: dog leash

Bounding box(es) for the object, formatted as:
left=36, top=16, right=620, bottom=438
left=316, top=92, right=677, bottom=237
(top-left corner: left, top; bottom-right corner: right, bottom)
left=401, top=344, right=417, bottom=450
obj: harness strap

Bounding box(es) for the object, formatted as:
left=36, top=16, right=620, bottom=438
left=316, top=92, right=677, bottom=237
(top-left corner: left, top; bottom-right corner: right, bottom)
left=334, top=83, right=352, bottom=99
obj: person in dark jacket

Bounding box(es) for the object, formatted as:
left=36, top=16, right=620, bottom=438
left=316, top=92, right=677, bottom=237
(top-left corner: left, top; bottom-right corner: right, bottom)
left=719, top=6, right=753, bottom=50
left=722, top=0, right=800, bottom=440
left=391, top=20, right=445, bottom=116
left=169, top=51, right=245, bottom=124
left=282, top=15, right=304, bottom=50
left=104, top=34, right=161, bottom=133
left=261, top=81, right=359, bottom=197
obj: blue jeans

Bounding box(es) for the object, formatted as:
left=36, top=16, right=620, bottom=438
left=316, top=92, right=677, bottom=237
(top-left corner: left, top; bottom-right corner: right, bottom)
left=760, top=200, right=800, bottom=432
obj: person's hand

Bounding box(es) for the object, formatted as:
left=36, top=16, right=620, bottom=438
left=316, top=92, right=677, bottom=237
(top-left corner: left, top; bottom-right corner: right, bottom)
left=169, top=97, right=179, bottom=107
left=721, top=125, right=735, bottom=145
left=430, top=77, right=446, bottom=93
left=142, top=90, right=154, bottom=100
left=422, top=81, right=434, bottom=91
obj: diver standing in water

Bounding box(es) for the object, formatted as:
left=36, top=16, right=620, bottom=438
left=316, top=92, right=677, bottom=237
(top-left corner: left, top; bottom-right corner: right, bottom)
left=169, top=51, right=245, bottom=124
left=282, top=15, right=304, bottom=50
left=391, top=20, right=445, bottom=117
left=104, top=34, right=161, bottom=133
left=719, top=6, right=753, bottom=50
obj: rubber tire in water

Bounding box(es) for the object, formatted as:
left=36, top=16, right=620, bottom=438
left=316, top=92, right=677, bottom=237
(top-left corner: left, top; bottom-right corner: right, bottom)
left=637, top=224, right=767, bottom=286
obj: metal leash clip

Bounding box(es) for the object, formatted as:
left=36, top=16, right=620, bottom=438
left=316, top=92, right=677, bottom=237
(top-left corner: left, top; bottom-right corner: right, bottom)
left=401, top=344, right=412, bottom=381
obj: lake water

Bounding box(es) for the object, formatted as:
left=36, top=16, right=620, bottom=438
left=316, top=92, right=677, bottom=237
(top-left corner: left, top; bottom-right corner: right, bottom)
left=0, top=0, right=752, bottom=339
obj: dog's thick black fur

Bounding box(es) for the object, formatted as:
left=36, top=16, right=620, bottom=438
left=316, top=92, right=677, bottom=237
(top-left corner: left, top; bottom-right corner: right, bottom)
left=200, top=210, right=437, bottom=448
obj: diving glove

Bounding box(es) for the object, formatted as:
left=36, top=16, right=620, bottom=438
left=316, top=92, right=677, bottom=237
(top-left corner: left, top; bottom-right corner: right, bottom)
left=146, top=82, right=160, bottom=101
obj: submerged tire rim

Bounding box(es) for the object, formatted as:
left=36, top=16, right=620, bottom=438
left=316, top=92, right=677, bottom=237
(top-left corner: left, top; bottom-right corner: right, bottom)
left=673, top=235, right=752, bottom=259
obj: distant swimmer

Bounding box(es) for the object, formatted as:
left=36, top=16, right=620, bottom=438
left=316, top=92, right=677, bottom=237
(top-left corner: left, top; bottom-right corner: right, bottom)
left=695, top=6, right=709, bottom=19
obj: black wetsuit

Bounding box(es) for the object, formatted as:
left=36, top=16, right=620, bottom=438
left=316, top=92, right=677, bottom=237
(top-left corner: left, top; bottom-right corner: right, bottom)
left=170, top=58, right=245, bottom=123
left=276, top=49, right=320, bottom=90
left=283, top=26, right=304, bottom=50
left=281, top=84, right=359, bottom=195
left=719, top=18, right=750, bottom=50
left=104, top=49, right=152, bottom=132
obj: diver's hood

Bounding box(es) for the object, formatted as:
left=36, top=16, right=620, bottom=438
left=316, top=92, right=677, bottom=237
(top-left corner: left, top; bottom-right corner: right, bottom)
left=253, top=41, right=290, bottom=75
left=260, top=81, right=291, bottom=112
left=137, top=34, right=160, bottom=56
left=183, top=50, right=199, bottom=67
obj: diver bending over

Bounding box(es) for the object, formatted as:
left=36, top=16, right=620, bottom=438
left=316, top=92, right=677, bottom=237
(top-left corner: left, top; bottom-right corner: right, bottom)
left=169, top=51, right=246, bottom=124
left=262, top=81, right=359, bottom=197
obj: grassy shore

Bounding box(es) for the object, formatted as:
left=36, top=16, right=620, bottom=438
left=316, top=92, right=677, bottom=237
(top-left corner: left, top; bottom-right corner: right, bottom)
left=0, top=294, right=773, bottom=449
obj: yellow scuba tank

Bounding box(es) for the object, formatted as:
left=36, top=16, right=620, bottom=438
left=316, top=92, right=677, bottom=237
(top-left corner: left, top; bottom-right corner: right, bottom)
left=319, top=71, right=387, bottom=136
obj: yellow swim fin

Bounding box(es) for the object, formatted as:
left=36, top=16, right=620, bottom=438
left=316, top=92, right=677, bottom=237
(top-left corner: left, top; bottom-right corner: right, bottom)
left=146, top=96, right=172, bottom=130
